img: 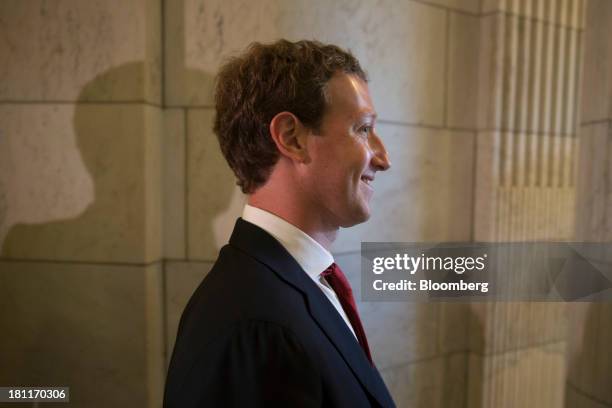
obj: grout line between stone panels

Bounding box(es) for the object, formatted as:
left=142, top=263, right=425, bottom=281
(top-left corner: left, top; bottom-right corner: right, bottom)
left=0, top=256, right=231, bottom=267
left=470, top=130, right=478, bottom=243
left=0, top=257, right=163, bottom=268
left=333, top=240, right=480, bottom=258
left=0, top=100, right=164, bottom=108
left=581, top=119, right=612, bottom=127
left=572, top=29, right=584, bottom=137
left=377, top=119, right=477, bottom=132
left=376, top=119, right=577, bottom=137
left=463, top=287, right=472, bottom=408
left=408, top=0, right=480, bottom=17
left=468, top=337, right=566, bottom=358
left=475, top=128, right=577, bottom=137
left=161, top=259, right=169, bottom=367
left=566, top=381, right=612, bottom=407
left=481, top=10, right=584, bottom=31
left=443, top=8, right=450, bottom=128
left=184, top=108, right=189, bottom=260
left=165, top=104, right=215, bottom=109
left=161, top=0, right=166, bottom=108
left=333, top=249, right=362, bottom=257
left=164, top=257, right=216, bottom=264
left=378, top=350, right=469, bottom=373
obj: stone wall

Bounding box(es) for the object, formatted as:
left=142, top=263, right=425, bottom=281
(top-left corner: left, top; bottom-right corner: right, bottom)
left=567, top=0, right=612, bottom=407
left=0, top=1, right=165, bottom=407
left=0, top=0, right=606, bottom=407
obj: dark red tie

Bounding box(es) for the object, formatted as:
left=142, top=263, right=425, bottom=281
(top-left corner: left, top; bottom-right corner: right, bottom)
left=321, top=263, right=373, bottom=364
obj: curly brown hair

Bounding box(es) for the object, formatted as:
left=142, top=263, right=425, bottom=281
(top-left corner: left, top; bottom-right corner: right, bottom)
left=213, top=39, right=368, bottom=194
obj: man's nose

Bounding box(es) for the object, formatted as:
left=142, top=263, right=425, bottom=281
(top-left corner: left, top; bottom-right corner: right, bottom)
left=369, top=132, right=391, bottom=171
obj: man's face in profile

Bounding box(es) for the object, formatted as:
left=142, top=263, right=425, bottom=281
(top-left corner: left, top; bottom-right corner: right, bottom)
left=300, top=73, right=391, bottom=229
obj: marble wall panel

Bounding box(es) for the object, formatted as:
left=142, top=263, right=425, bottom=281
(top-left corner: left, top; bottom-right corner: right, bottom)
left=580, top=0, right=612, bottom=123
left=0, top=260, right=164, bottom=408
left=565, top=386, right=612, bottom=408
left=476, top=14, right=505, bottom=132
left=477, top=13, right=582, bottom=134
left=467, top=342, right=567, bottom=408
left=566, top=303, right=612, bottom=406
left=163, top=109, right=186, bottom=259
left=333, top=125, right=474, bottom=253
left=0, top=0, right=161, bottom=103
left=424, top=0, right=480, bottom=14
left=0, top=103, right=163, bottom=263
left=467, top=302, right=567, bottom=355
left=439, top=302, right=470, bottom=353
left=481, top=0, right=585, bottom=29
left=164, top=260, right=213, bottom=364
left=335, top=253, right=440, bottom=369
left=380, top=352, right=467, bottom=408
left=448, top=11, right=480, bottom=129
left=186, top=108, right=246, bottom=261
left=166, top=0, right=447, bottom=126
left=575, top=122, right=612, bottom=242
left=474, top=131, right=578, bottom=241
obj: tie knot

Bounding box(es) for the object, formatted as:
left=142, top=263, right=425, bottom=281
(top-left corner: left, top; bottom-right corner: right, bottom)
left=321, top=263, right=337, bottom=278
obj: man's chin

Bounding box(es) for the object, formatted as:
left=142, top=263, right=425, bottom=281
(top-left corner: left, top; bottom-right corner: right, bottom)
left=340, top=208, right=371, bottom=228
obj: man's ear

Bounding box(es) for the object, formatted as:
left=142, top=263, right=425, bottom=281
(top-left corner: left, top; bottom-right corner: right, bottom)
left=269, top=111, right=310, bottom=163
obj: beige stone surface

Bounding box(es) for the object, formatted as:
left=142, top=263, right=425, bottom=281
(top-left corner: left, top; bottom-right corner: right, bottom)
left=439, top=302, right=470, bottom=353
left=333, top=124, right=474, bottom=253
left=474, top=131, right=578, bottom=241
left=581, top=0, right=612, bottom=123
left=0, top=260, right=164, bottom=408
left=473, top=131, right=501, bottom=241
left=164, top=260, right=213, bottom=365
left=0, top=102, right=162, bottom=263
left=448, top=11, right=480, bottom=129
left=566, top=303, right=612, bottom=406
left=481, top=0, right=585, bottom=29
left=467, top=302, right=567, bottom=355
left=477, top=13, right=582, bottom=134
left=424, top=0, right=480, bottom=13
left=0, top=104, right=94, bottom=248
left=163, top=109, right=186, bottom=259
left=186, top=108, right=246, bottom=260
left=467, top=342, right=567, bottom=408
left=476, top=14, right=505, bottom=131
left=380, top=353, right=467, bottom=408
left=575, top=123, right=612, bottom=243
left=565, top=386, right=611, bottom=408
left=166, top=0, right=447, bottom=126
left=0, top=0, right=161, bottom=103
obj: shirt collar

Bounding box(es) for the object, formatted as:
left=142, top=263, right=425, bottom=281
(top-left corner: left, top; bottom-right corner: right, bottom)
left=242, top=204, right=334, bottom=279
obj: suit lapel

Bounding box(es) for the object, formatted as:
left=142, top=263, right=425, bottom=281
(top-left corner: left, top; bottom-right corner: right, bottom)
left=229, top=218, right=394, bottom=407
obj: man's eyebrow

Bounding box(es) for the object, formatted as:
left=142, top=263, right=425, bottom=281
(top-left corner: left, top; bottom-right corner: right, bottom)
left=358, top=112, right=378, bottom=121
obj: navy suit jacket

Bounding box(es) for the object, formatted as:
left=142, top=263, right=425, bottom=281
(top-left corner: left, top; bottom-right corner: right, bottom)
left=164, top=218, right=395, bottom=407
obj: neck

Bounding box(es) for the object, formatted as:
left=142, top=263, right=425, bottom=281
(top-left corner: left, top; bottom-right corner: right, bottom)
left=248, top=189, right=338, bottom=251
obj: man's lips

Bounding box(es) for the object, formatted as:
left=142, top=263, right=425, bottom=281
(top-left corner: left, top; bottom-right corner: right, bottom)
left=360, top=174, right=375, bottom=190
left=360, top=174, right=375, bottom=186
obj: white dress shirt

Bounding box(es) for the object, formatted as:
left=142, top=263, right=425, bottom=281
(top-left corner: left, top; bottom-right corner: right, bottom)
left=242, top=204, right=357, bottom=339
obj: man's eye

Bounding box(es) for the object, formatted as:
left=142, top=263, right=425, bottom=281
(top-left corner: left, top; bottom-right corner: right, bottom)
left=360, top=126, right=372, bottom=135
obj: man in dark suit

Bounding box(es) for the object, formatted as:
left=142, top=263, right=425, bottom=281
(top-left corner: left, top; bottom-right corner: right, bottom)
left=164, top=39, right=394, bottom=407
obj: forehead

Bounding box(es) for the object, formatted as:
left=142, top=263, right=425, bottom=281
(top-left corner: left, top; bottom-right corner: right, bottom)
left=324, top=73, right=376, bottom=119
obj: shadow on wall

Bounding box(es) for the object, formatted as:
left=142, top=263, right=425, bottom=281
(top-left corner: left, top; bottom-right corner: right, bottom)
left=566, top=303, right=612, bottom=407
left=0, top=62, right=237, bottom=407
left=1, top=61, right=238, bottom=262
left=2, top=62, right=155, bottom=263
